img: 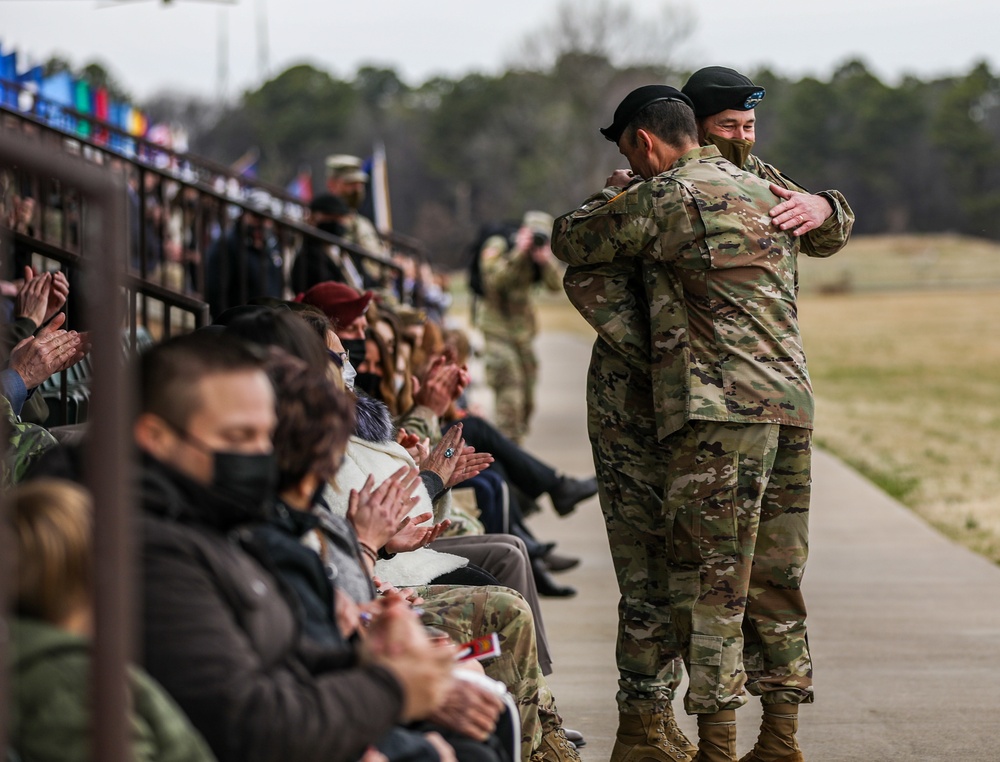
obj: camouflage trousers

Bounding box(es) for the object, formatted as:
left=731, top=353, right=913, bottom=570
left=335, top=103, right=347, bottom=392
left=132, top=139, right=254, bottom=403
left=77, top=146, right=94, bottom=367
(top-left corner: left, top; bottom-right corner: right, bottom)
left=593, top=453, right=686, bottom=714
left=663, top=420, right=814, bottom=715
left=483, top=336, right=537, bottom=444
left=586, top=341, right=685, bottom=714
left=418, top=584, right=562, bottom=760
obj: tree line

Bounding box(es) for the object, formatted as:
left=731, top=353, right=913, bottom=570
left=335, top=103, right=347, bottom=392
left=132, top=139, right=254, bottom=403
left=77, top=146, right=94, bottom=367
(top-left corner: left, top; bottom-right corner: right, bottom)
left=141, top=40, right=999, bottom=269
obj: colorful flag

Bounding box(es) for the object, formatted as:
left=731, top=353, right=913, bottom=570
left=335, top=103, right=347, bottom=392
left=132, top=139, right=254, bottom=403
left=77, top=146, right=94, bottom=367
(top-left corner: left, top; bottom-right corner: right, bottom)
left=231, top=147, right=260, bottom=179
left=39, top=71, right=74, bottom=106
left=0, top=51, right=17, bottom=107
left=126, top=106, right=148, bottom=137
left=0, top=50, right=16, bottom=81
left=39, top=70, right=74, bottom=129
left=285, top=165, right=313, bottom=203
left=93, top=87, right=110, bottom=145
left=74, top=79, right=92, bottom=137
left=17, top=65, right=43, bottom=87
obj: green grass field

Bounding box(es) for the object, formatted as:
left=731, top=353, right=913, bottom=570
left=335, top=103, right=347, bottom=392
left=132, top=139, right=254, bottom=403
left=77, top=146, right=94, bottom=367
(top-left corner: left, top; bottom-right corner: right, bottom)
left=526, top=233, right=1000, bottom=565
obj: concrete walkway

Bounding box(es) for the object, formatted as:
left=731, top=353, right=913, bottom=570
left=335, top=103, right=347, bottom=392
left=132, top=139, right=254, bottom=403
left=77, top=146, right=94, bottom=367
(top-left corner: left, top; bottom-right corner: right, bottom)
left=515, top=331, right=1000, bottom=762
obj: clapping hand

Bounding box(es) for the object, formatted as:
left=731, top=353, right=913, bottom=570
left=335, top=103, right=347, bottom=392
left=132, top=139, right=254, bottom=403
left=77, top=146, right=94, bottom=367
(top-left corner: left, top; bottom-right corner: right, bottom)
left=347, top=466, right=421, bottom=551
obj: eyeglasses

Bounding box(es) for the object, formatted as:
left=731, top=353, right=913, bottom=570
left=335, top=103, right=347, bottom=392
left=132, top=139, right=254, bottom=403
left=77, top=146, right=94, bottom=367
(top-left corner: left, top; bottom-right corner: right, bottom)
left=327, top=349, right=349, bottom=368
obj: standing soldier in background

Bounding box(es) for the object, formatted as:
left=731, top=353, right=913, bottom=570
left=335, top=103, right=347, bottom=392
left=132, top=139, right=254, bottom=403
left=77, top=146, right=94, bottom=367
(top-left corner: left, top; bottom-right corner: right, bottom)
left=477, top=211, right=561, bottom=445
left=325, top=154, right=388, bottom=290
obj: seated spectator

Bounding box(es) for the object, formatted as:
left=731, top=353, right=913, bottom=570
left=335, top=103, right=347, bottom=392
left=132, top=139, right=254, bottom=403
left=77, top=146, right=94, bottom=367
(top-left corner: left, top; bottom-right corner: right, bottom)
left=259, top=346, right=579, bottom=762
left=297, top=281, right=595, bottom=583
left=133, top=330, right=456, bottom=762
left=257, top=349, right=513, bottom=762
left=7, top=478, right=216, bottom=762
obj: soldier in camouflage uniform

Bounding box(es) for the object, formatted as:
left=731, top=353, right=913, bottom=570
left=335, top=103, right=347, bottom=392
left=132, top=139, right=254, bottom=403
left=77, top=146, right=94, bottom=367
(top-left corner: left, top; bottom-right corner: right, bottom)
left=553, top=84, right=853, bottom=762
left=419, top=584, right=579, bottom=762
left=477, top=211, right=562, bottom=443
left=325, top=155, right=387, bottom=289
left=681, top=67, right=855, bottom=249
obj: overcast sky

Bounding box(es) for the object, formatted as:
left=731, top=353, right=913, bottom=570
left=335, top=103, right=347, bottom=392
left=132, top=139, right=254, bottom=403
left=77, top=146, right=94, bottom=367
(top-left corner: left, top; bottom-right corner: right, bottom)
left=1, top=0, right=996, bottom=101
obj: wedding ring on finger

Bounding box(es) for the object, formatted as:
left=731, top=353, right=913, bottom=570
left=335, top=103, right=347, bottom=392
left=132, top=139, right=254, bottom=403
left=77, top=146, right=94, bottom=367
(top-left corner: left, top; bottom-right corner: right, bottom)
left=444, top=448, right=455, bottom=458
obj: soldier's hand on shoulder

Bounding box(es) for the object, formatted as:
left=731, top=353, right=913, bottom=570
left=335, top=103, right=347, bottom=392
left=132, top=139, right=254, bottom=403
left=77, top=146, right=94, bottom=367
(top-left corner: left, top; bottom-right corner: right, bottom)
left=606, top=169, right=636, bottom=188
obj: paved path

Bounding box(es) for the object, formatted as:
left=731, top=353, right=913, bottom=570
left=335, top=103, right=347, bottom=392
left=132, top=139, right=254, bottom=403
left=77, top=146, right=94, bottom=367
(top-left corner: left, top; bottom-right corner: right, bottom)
left=511, top=331, right=1000, bottom=762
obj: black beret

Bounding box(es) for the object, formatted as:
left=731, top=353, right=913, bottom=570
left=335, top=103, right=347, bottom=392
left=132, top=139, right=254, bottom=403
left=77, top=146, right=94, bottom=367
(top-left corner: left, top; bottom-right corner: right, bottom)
left=681, top=66, right=766, bottom=119
left=309, top=193, right=351, bottom=216
left=600, top=85, right=694, bottom=143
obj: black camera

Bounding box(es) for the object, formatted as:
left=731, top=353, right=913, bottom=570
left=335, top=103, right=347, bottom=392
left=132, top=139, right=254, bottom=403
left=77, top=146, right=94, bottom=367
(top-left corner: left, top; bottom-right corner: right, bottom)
left=531, top=232, right=549, bottom=248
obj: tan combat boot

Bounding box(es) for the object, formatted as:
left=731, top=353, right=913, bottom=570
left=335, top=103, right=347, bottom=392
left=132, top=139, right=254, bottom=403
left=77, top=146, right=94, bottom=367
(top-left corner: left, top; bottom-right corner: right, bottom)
left=610, top=709, right=695, bottom=762
left=531, top=726, right=582, bottom=762
left=738, top=704, right=804, bottom=762
left=662, top=704, right=699, bottom=760
left=692, top=709, right=737, bottom=762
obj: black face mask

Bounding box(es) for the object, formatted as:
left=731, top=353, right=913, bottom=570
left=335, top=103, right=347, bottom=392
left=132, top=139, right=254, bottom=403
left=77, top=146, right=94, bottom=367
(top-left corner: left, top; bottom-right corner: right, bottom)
left=353, top=371, right=383, bottom=399
left=169, top=424, right=278, bottom=514
left=211, top=450, right=278, bottom=508
left=316, top=220, right=347, bottom=238
left=340, top=338, right=367, bottom=366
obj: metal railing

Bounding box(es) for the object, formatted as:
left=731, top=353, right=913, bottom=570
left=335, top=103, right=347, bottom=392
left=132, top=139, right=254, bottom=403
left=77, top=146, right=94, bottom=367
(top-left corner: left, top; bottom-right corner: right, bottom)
left=1, top=87, right=406, bottom=315
left=1, top=126, right=132, bottom=761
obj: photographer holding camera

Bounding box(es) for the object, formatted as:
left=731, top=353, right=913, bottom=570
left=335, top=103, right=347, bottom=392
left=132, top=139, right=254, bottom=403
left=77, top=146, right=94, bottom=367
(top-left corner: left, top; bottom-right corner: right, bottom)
left=477, top=211, right=561, bottom=444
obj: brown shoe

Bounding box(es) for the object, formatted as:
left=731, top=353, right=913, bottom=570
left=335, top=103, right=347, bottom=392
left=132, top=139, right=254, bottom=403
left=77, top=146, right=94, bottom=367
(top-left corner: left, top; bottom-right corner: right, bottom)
left=737, top=704, right=804, bottom=762
left=611, top=710, right=694, bottom=762
left=531, top=727, right=582, bottom=762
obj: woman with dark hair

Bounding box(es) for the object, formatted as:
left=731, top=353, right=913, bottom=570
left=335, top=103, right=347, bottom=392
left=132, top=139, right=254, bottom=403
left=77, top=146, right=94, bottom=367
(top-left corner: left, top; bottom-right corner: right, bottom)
left=256, top=351, right=507, bottom=762
left=355, top=325, right=404, bottom=414
left=222, top=307, right=329, bottom=376
left=260, top=351, right=580, bottom=762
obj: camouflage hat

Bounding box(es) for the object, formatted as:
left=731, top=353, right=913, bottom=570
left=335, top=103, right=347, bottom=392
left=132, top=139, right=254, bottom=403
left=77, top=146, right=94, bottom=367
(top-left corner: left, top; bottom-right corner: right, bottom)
left=681, top=66, right=766, bottom=118
left=325, top=154, right=369, bottom=183
left=600, top=85, right=694, bottom=143
left=521, top=210, right=554, bottom=237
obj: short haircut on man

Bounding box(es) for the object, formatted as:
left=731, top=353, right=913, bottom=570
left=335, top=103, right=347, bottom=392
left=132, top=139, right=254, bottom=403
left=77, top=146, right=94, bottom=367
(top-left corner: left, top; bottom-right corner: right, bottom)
left=138, top=331, right=266, bottom=429
left=624, top=100, right=698, bottom=150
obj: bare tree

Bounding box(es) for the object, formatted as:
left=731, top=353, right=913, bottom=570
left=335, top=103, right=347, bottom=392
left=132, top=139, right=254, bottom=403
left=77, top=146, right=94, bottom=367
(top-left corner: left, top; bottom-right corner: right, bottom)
left=513, top=0, right=696, bottom=72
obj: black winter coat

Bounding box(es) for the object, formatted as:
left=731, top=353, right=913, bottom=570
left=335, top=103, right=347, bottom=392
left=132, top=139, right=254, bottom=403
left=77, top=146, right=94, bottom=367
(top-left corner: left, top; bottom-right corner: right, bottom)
left=138, top=457, right=404, bottom=762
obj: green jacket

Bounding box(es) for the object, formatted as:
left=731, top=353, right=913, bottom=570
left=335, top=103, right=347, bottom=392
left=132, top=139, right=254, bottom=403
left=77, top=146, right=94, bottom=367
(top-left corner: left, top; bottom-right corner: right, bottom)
left=7, top=618, right=216, bottom=762
left=1, top=395, right=57, bottom=488
left=554, top=145, right=818, bottom=441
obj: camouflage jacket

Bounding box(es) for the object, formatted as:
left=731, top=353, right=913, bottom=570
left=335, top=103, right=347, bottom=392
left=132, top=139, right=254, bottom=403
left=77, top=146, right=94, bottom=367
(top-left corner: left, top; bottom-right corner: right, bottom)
left=344, top=211, right=387, bottom=257
left=2, top=393, right=58, bottom=486
left=554, top=145, right=813, bottom=441
left=477, top=234, right=562, bottom=344
left=742, top=154, right=855, bottom=258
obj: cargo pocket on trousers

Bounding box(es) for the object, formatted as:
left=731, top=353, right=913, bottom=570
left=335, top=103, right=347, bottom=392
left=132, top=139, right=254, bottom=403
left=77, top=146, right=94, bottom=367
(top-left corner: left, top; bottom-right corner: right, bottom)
left=666, top=451, right=740, bottom=565
left=486, top=652, right=522, bottom=690
left=688, top=633, right=726, bottom=707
